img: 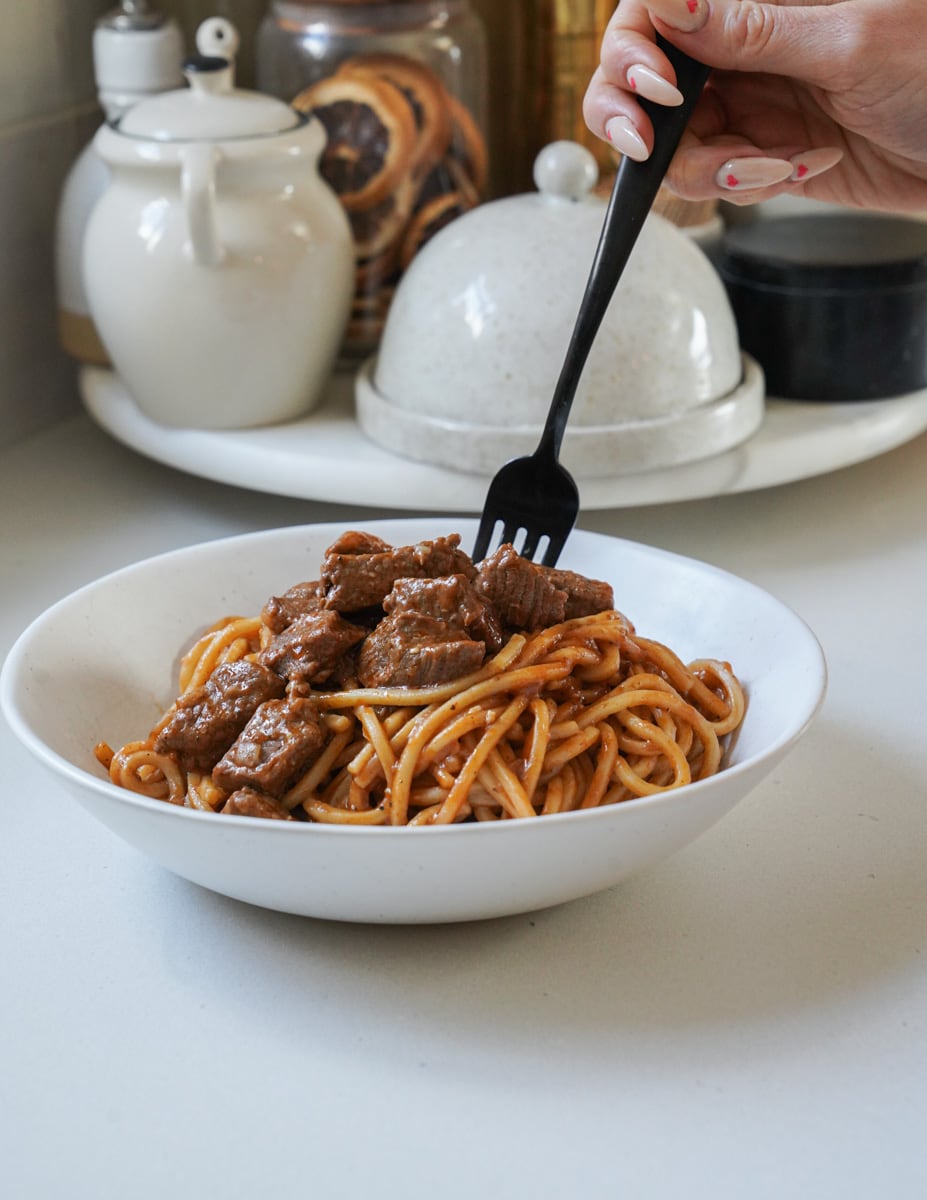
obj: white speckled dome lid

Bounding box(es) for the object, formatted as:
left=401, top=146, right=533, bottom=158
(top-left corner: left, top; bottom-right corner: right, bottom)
left=356, top=142, right=764, bottom=478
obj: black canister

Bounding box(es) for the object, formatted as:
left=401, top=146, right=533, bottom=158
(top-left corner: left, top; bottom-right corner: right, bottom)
left=714, top=213, right=927, bottom=401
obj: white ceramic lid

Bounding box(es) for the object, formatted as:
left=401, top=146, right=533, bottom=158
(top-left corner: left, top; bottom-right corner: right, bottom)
left=118, top=19, right=299, bottom=141
left=93, top=3, right=184, bottom=115
left=356, top=142, right=765, bottom=479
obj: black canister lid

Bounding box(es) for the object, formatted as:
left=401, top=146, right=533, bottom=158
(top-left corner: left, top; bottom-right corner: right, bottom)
left=718, top=213, right=927, bottom=291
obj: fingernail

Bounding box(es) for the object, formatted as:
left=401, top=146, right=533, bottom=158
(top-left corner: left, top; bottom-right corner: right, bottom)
left=605, top=116, right=649, bottom=162
left=646, top=0, right=709, bottom=33
left=627, top=64, right=684, bottom=106
left=789, top=147, right=844, bottom=182
left=716, top=157, right=794, bottom=191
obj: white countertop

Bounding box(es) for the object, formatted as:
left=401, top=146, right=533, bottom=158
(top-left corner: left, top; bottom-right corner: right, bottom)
left=3, top=410, right=926, bottom=1197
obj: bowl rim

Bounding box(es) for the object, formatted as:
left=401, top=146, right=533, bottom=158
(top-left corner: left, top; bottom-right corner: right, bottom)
left=1, top=519, right=827, bottom=838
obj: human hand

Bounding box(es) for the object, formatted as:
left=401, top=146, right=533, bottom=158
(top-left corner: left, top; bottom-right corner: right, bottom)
left=583, top=0, right=927, bottom=212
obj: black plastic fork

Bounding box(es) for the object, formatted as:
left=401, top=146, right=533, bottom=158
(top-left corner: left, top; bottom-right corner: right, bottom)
left=473, top=39, right=711, bottom=566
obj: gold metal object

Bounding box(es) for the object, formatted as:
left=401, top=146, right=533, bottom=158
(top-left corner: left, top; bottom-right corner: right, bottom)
left=547, top=0, right=616, bottom=172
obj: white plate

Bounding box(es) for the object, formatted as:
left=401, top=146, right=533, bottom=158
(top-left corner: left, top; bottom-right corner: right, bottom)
left=81, top=366, right=927, bottom=511
left=1, top=518, right=826, bottom=924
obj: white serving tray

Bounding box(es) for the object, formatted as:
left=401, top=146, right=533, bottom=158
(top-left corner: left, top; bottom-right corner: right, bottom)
left=81, top=365, right=927, bottom=512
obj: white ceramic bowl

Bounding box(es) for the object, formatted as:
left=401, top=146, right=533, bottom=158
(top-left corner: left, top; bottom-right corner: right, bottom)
left=356, top=143, right=765, bottom=478
left=1, top=518, right=825, bottom=924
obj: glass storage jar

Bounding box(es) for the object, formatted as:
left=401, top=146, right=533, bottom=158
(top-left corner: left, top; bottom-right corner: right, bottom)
left=257, top=0, right=488, bottom=361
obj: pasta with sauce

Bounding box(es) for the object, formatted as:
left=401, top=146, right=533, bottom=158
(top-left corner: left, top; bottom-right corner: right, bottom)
left=94, top=531, right=745, bottom=826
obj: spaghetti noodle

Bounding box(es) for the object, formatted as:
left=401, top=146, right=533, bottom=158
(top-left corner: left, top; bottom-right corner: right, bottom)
left=95, top=605, right=745, bottom=827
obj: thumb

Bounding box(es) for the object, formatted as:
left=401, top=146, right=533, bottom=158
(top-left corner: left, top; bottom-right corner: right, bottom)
left=648, top=0, right=841, bottom=89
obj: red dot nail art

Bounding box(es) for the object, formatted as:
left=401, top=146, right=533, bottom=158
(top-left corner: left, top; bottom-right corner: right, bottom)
left=630, top=76, right=637, bottom=90
left=687, top=0, right=698, bottom=12
left=795, top=163, right=809, bottom=179
left=726, top=173, right=739, bottom=188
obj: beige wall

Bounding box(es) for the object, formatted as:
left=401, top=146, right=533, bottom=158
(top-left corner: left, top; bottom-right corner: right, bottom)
left=0, top=0, right=263, bottom=449
left=0, top=1, right=109, bottom=446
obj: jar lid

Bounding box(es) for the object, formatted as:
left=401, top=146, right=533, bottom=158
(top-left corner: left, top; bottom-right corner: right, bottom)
left=96, top=1, right=168, bottom=32
left=118, top=19, right=300, bottom=141
left=718, top=214, right=927, bottom=291
left=119, top=55, right=300, bottom=140
left=93, top=3, right=184, bottom=111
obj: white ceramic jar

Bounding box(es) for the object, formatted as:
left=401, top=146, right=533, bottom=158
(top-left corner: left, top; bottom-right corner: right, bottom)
left=84, top=20, right=354, bottom=429
left=56, top=1, right=184, bottom=366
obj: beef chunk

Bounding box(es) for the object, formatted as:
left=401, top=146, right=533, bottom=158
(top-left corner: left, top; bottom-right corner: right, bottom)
left=220, top=787, right=292, bottom=820
left=383, top=574, right=503, bottom=654
left=540, top=566, right=614, bottom=619
left=357, top=611, right=486, bottom=688
left=475, top=544, right=568, bottom=631
left=261, top=580, right=325, bottom=634
left=153, top=660, right=285, bottom=771
left=259, top=609, right=366, bottom=684
left=212, top=696, right=326, bottom=797
left=322, top=533, right=476, bottom=611
left=324, top=530, right=393, bottom=556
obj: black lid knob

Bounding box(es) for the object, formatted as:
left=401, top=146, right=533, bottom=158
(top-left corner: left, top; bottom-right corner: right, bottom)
left=183, top=53, right=228, bottom=74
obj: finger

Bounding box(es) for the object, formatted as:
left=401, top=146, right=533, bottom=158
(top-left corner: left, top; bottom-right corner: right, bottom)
left=665, top=131, right=842, bottom=201
left=598, top=5, right=691, bottom=103
left=584, top=3, right=704, bottom=152
left=646, top=0, right=846, bottom=91
left=583, top=67, right=655, bottom=159
left=756, top=0, right=846, bottom=8
left=667, top=133, right=789, bottom=201
left=643, top=0, right=710, bottom=35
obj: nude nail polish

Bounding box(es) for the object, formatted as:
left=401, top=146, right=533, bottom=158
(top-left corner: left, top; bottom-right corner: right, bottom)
left=627, top=64, right=684, bottom=107
left=646, top=0, right=709, bottom=34
left=605, top=116, right=649, bottom=163
left=716, top=157, right=794, bottom=191
left=789, top=147, right=844, bottom=182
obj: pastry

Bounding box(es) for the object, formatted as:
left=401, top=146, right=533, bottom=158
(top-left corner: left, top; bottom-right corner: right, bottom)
left=337, top=52, right=453, bottom=179
left=293, top=72, right=417, bottom=211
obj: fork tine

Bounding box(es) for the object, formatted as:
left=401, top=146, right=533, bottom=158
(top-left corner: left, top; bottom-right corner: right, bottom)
left=472, top=515, right=494, bottom=563
left=520, top=529, right=541, bottom=561
left=541, top=532, right=567, bottom=568
left=500, top=521, right=521, bottom=548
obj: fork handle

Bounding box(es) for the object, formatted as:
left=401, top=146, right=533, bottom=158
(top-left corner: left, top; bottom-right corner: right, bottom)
left=539, top=38, right=712, bottom=458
